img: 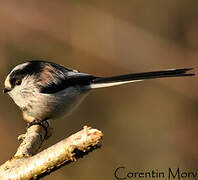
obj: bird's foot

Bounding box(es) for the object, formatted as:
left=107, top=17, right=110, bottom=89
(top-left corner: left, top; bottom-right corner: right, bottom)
left=27, top=119, right=50, bottom=138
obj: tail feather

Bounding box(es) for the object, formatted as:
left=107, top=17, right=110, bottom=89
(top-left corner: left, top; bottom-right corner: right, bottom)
left=90, top=68, right=194, bottom=89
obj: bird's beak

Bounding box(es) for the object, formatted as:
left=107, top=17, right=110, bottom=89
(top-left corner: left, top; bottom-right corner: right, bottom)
left=3, top=88, right=11, bottom=94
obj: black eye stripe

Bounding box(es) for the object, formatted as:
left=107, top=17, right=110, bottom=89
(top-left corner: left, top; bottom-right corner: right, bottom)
left=10, top=62, right=43, bottom=77
left=10, top=77, right=22, bottom=87
left=10, top=78, right=16, bottom=86
left=9, top=61, right=44, bottom=86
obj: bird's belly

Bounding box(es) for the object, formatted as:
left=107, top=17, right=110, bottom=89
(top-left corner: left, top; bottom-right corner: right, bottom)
left=23, top=87, right=89, bottom=121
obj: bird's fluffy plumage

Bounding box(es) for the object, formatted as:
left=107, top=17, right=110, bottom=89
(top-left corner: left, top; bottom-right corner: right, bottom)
left=4, top=60, right=194, bottom=123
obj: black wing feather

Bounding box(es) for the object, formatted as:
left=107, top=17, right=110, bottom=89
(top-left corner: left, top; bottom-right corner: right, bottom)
left=40, top=74, right=97, bottom=94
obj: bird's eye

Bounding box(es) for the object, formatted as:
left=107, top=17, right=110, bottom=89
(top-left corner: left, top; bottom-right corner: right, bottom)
left=15, top=79, right=22, bottom=86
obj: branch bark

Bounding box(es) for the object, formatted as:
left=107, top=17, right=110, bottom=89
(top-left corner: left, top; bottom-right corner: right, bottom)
left=0, top=122, right=103, bottom=180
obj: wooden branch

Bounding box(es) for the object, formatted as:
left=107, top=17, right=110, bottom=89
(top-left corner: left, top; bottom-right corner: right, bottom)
left=0, top=123, right=103, bottom=180
left=15, top=120, right=52, bottom=158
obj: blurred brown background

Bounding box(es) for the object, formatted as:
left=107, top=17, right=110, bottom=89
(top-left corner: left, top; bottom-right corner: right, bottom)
left=0, top=1, right=197, bottom=180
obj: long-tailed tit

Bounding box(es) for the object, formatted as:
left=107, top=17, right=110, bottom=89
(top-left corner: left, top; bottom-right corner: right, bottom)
left=3, top=60, right=194, bottom=125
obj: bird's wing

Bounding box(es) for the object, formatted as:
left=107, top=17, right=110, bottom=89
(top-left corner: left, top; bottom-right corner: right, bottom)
left=36, top=61, right=96, bottom=94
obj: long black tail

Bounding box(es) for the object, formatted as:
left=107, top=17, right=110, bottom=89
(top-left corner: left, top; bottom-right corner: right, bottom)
left=90, top=68, right=194, bottom=89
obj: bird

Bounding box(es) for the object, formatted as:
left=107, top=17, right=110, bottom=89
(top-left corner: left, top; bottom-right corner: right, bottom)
left=3, top=60, right=194, bottom=127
